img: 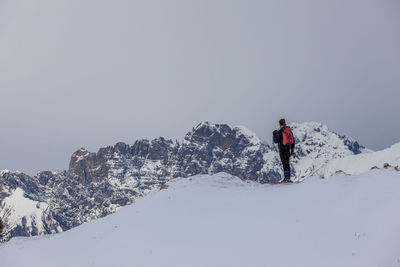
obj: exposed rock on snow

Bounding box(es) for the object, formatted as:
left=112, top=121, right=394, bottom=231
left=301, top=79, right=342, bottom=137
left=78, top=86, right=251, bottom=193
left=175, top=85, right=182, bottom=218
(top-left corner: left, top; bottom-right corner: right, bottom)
left=0, top=188, right=62, bottom=240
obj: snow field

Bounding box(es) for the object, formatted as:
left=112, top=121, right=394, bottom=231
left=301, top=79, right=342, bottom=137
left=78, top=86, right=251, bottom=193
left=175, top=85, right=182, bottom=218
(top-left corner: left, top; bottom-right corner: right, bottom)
left=1, top=170, right=400, bottom=267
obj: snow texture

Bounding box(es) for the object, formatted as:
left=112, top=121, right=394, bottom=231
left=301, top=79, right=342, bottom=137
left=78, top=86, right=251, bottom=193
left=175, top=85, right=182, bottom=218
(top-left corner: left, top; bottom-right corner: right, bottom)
left=1, top=170, right=399, bottom=267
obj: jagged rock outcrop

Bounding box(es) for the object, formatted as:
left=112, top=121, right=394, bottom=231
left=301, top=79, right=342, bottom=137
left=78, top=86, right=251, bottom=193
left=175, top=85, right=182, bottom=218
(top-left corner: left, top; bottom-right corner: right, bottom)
left=0, top=121, right=368, bottom=241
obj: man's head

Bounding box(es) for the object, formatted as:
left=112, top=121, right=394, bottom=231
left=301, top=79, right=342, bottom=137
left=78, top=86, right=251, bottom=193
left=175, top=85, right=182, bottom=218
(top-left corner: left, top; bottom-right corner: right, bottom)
left=279, top=118, right=286, bottom=127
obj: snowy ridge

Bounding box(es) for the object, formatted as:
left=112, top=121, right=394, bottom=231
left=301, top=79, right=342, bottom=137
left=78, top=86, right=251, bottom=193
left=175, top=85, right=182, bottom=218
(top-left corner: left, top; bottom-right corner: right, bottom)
left=1, top=170, right=400, bottom=267
left=320, top=142, right=400, bottom=177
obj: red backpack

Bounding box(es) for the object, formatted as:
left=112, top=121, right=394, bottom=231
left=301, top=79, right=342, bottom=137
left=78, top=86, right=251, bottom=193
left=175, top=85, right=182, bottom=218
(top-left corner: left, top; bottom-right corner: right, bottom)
left=282, top=127, right=294, bottom=145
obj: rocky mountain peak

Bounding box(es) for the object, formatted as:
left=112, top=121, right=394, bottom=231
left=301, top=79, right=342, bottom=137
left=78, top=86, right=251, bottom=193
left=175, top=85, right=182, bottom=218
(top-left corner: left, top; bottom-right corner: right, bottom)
left=184, top=122, right=262, bottom=152
left=186, top=123, right=237, bottom=149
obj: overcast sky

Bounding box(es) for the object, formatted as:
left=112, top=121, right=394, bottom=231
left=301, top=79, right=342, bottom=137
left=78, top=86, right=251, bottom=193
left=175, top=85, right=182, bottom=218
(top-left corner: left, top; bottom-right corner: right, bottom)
left=0, top=0, right=399, bottom=175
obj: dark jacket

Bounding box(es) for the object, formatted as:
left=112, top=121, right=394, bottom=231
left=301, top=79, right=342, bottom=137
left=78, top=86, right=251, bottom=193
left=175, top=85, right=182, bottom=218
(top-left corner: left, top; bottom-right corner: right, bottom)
left=273, top=126, right=295, bottom=151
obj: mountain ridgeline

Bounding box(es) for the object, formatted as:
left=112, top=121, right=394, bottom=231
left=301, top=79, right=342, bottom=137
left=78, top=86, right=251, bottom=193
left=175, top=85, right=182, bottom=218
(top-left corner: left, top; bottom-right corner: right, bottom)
left=0, top=122, right=366, bottom=241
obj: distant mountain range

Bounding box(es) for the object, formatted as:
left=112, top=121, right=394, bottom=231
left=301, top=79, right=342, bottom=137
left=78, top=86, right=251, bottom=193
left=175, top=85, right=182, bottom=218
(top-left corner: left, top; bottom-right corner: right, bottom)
left=0, top=121, right=373, bottom=241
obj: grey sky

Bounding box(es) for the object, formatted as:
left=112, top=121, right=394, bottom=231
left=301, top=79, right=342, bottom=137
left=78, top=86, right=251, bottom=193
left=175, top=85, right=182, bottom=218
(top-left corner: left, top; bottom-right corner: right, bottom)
left=0, top=0, right=399, bottom=175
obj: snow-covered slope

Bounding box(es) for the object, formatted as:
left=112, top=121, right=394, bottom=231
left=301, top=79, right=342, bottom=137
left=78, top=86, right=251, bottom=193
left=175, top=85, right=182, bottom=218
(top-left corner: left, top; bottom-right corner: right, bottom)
left=1, top=170, right=399, bottom=267
left=320, top=142, right=400, bottom=177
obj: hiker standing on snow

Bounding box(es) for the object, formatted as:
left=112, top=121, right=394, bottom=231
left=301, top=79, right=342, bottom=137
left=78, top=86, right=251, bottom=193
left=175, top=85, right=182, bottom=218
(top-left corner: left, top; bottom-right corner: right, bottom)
left=273, top=118, right=295, bottom=183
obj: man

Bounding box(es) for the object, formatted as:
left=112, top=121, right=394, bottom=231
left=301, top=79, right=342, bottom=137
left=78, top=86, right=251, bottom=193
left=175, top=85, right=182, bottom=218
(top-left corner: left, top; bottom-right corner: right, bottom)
left=273, top=118, right=295, bottom=183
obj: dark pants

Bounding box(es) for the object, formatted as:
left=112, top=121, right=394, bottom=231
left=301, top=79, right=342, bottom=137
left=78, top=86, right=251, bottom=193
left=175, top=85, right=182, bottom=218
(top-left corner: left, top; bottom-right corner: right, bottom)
left=279, top=146, right=291, bottom=173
